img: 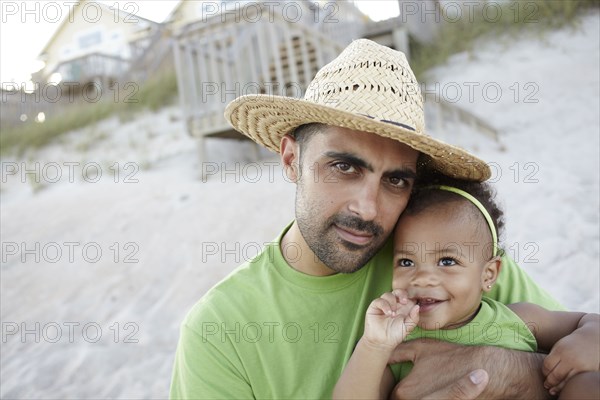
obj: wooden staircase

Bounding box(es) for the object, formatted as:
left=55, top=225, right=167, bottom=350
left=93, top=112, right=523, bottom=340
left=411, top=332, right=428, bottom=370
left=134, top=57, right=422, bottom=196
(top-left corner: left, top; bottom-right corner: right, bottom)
left=265, top=36, right=320, bottom=93
left=126, top=25, right=175, bottom=83
left=173, top=6, right=347, bottom=164
left=172, top=3, right=500, bottom=167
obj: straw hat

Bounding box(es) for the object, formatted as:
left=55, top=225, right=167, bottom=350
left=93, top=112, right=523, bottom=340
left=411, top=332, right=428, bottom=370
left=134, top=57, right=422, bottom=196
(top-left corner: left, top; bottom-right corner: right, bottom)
left=224, top=39, right=490, bottom=181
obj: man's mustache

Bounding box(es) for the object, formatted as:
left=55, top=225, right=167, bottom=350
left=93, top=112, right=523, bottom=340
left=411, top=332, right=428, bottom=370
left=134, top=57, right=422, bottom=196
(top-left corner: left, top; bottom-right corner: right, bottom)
left=331, top=214, right=384, bottom=237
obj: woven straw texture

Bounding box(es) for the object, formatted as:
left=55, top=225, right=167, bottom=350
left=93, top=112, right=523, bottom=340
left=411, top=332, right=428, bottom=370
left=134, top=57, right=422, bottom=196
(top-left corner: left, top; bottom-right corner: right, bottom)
left=224, top=39, right=491, bottom=181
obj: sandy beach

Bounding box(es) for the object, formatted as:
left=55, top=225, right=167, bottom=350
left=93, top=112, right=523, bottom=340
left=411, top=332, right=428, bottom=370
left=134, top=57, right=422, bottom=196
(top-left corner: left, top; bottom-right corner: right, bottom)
left=1, top=13, right=599, bottom=399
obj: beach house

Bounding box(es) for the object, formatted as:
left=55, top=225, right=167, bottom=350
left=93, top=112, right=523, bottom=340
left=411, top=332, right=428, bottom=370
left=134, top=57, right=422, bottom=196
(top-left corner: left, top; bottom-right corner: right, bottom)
left=33, top=0, right=163, bottom=89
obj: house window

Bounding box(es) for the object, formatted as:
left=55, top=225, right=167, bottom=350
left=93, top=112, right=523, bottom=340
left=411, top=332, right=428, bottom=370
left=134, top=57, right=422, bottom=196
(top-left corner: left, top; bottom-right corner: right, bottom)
left=79, top=31, right=102, bottom=49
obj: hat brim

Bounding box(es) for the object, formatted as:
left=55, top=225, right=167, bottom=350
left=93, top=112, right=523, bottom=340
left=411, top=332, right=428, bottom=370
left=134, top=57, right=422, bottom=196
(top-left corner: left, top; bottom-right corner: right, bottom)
left=225, top=95, right=491, bottom=182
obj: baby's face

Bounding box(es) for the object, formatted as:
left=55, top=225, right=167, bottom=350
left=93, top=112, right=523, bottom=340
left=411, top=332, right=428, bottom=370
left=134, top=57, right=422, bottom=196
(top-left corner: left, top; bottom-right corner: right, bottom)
left=392, top=201, right=493, bottom=330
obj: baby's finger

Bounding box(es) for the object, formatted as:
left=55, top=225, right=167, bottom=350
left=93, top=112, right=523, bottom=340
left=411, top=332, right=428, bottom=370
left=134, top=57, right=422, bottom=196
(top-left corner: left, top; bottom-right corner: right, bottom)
left=380, top=292, right=402, bottom=310
left=392, top=288, right=410, bottom=304
left=404, top=305, right=420, bottom=333
left=369, top=298, right=394, bottom=316
left=542, top=353, right=560, bottom=378
left=408, top=304, right=420, bottom=322
left=544, top=361, right=567, bottom=390
left=548, top=369, right=577, bottom=397
left=548, top=381, right=565, bottom=397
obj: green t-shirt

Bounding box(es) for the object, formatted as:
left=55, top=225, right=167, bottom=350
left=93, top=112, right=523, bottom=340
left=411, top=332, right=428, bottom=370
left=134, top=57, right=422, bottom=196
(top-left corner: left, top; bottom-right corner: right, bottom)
left=170, top=224, right=563, bottom=399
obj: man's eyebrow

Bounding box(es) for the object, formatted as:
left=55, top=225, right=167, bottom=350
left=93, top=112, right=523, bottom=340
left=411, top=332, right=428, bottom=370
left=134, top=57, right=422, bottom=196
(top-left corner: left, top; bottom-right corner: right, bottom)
left=385, top=168, right=417, bottom=180
left=323, top=151, right=373, bottom=172
left=323, top=151, right=417, bottom=179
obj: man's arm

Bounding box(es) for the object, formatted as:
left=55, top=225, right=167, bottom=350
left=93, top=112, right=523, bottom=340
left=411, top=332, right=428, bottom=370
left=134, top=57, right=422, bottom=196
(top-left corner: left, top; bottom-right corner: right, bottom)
left=507, top=303, right=587, bottom=351
left=389, top=339, right=551, bottom=399
left=420, top=370, right=490, bottom=400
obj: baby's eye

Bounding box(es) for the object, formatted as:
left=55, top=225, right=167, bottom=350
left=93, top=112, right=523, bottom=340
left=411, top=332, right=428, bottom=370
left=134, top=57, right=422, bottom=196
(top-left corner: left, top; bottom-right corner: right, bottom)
left=397, top=258, right=414, bottom=268
left=438, top=258, right=457, bottom=267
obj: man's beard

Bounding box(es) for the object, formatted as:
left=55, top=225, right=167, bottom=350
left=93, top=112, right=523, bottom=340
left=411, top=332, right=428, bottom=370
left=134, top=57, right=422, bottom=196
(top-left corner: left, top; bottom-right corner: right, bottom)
left=295, top=187, right=386, bottom=273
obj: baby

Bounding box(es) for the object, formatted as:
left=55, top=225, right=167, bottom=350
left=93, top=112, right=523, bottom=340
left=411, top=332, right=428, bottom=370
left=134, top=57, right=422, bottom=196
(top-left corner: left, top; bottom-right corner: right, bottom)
left=334, top=179, right=599, bottom=399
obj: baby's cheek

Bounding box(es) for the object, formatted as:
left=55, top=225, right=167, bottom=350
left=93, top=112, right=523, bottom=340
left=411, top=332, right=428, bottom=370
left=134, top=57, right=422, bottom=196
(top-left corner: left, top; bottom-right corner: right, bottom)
left=392, top=270, right=408, bottom=289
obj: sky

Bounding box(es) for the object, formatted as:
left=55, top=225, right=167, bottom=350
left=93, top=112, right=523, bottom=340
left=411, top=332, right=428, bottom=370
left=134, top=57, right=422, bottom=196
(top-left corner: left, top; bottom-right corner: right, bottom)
left=0, top=0, right=399, bottom=87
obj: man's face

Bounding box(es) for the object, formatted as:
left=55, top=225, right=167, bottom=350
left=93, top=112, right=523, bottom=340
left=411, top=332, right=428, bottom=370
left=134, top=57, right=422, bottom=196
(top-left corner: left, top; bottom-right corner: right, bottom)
left=292, top=126, right=419, bottom=273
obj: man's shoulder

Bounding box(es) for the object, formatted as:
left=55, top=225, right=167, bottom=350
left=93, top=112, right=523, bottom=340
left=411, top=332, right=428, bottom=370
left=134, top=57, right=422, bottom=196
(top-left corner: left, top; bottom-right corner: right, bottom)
left=182, top=242, right=279, bottom=329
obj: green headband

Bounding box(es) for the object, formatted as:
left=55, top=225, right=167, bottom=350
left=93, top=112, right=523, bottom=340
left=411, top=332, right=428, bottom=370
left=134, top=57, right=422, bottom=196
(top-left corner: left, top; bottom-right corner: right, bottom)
left=428, top=185, right=499, bottom=258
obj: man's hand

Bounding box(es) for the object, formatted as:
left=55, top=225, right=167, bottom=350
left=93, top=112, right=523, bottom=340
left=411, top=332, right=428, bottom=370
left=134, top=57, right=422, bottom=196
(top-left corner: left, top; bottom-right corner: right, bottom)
left=420, top=370, right=489, bottom=400
left=389, top=339, right=552, bottom=399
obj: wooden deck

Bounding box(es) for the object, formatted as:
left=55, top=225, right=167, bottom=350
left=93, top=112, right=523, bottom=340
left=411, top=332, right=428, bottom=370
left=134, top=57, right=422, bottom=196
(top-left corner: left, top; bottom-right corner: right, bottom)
left=173, top=5, right=351, bottom=162
left=53, top=53, right=130, bottom=87
left=173, top=7, right=499, bottom=167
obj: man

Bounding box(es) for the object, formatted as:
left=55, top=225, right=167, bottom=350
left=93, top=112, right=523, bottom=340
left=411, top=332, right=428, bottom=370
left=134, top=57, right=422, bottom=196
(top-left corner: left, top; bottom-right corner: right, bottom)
left=170, top=39, right=562, bottom=399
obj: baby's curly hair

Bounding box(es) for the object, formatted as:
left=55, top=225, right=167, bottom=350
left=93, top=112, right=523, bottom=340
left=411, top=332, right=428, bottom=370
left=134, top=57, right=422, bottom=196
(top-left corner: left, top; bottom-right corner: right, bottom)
left=404, top=171, right=505, bottom=256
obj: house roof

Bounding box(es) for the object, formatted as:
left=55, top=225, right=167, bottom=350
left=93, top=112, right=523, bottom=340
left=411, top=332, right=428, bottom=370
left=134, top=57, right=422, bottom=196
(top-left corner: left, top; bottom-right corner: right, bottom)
left=164, top=0, right=369, bottom=24
left=164, top=0, right=184, bottom=23
left=38, top=0, right=161, bottom=57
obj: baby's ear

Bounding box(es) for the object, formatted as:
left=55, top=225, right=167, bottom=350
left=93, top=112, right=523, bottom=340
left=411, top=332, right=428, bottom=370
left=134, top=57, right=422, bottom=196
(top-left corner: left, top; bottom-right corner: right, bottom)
left=481, top=257, right=502, bottom=292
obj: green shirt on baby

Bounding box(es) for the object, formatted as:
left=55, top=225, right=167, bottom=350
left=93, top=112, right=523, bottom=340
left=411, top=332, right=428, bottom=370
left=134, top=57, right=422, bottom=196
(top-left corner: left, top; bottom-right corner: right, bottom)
left=395, top=296, right=538, bottom=380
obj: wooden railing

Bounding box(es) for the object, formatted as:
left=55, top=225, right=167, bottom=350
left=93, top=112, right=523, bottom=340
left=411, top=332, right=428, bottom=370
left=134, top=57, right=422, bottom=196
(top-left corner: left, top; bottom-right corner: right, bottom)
left=173, top=6, right=347, bottom=142
left=313, top=0, right=368, bottom=46
left=1, top=89, right=56, bottom=128
left=53, top=52, right=130, bottom=84
left=172, top=6, right=500, bottom=168
left=127, top=25, right=174, bottom=83
left=1, top=83, right=100, bottom=128
left=1, top=53, right=130, bottom=127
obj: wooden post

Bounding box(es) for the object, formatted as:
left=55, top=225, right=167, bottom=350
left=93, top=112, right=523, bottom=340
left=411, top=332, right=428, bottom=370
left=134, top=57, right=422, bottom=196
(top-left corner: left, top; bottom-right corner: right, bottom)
left=392, top=27, right=410, bottom=60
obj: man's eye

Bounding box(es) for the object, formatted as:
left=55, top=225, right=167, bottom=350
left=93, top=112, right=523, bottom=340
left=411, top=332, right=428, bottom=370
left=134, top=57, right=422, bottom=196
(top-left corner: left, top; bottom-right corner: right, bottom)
left=388, top=176, right=408, bottom=188
left=334, top=162, right=355, bottom=173
left=397, top=258, right=414, bottom=268
left=439, top=258, right=457, bottom=267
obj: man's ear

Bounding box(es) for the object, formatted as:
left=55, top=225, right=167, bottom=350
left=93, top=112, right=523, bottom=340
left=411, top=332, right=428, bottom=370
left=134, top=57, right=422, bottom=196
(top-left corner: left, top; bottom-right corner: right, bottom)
left=481, top=256, right=502, bottom=293
left=280, top=134, right=300, bottom=183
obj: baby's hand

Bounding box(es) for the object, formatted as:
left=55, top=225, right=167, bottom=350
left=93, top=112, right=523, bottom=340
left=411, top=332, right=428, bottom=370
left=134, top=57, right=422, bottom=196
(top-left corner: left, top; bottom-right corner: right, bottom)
left=543, top=321, right=600, bottom=395
left=363, top=289, right=419, bottom=350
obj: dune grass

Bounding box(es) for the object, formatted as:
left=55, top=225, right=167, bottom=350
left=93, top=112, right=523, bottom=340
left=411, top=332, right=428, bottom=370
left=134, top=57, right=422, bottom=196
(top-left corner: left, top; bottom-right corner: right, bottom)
left=1, top=70, right=178, bottom=156
left=409, top=0, right=599, bottom=80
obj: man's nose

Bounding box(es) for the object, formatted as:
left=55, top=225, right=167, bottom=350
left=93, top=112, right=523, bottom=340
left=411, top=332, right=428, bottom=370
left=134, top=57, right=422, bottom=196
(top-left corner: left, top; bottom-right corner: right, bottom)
left=347, top=178, right=379, bottom=221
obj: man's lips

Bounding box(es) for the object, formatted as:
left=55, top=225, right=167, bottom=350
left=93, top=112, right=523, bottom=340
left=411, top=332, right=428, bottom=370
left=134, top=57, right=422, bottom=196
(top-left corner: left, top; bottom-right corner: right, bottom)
left=333, top=224, right=374, bottom=245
